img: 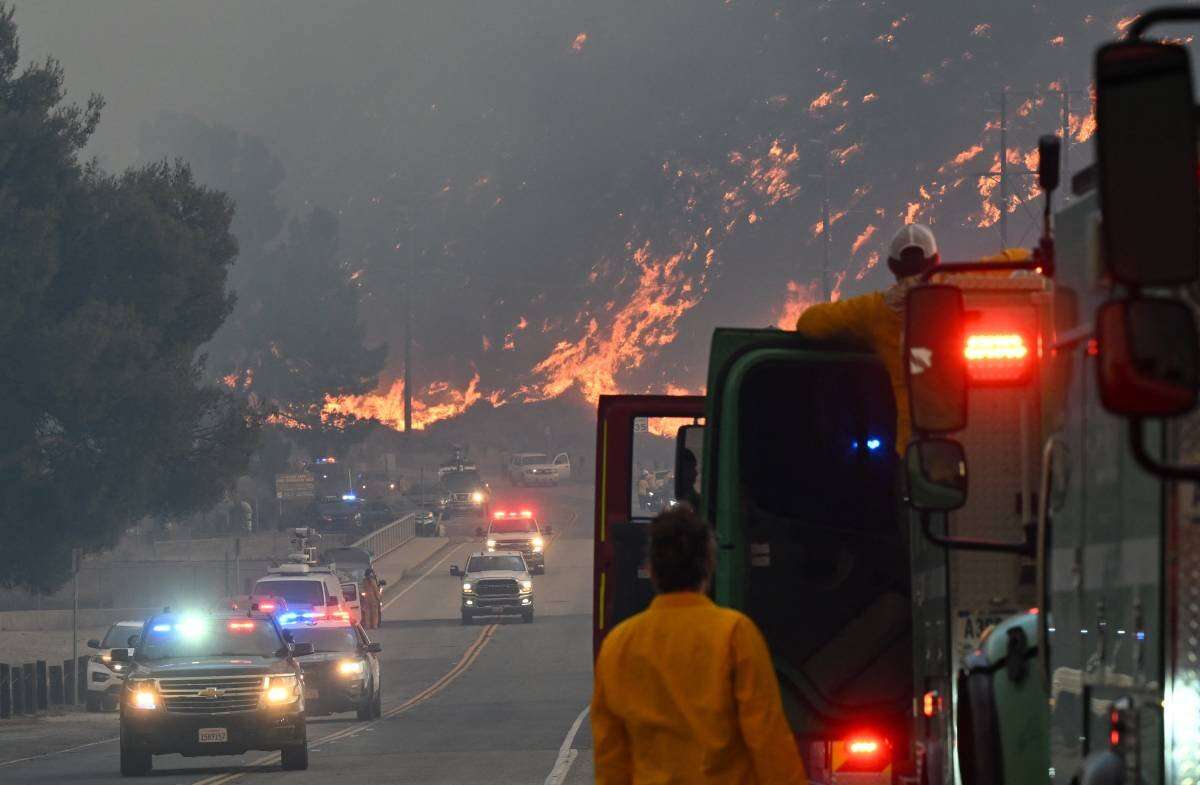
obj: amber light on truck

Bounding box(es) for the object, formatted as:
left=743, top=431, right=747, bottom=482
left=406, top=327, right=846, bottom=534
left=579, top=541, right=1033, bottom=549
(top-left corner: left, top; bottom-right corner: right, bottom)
left=964, top=333, right=1032, bottom=384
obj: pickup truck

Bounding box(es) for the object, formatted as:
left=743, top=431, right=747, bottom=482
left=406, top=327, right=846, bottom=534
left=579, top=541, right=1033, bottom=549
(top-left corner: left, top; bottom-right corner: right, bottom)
left=506, top=452, right=571, bottom=486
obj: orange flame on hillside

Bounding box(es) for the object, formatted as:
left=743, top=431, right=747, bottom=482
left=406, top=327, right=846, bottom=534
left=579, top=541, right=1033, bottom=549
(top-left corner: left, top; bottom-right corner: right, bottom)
left=570, top=33, right=588, bottom=52
left=809, top=81, right=847, bottom=114
left=850, top=224, right=877, bottom=255
left=776, top=280, right=819, bottom=328
left=323, top=372, right=485, bottom=431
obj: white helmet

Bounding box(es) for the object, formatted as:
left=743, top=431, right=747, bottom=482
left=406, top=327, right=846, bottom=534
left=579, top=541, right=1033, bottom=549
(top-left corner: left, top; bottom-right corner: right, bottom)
left=887, top=224, right=939, bottom=278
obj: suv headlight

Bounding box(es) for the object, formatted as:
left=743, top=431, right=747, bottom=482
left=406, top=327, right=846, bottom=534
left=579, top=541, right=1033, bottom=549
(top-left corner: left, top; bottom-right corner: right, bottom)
left=471, top=491, right=484, bottom=503
left=337, top=659, right=366, bottom=677
left=532, top=536, right=544, bottom=550
left=520, top=580, right=533, bottom=593
left=127, top=680, right=158, bottom=710
left=462, top=581, right=474, bottom=593
left=486, top=539, right=496, bottom=549
left=264, top=674, right=300, bottom=704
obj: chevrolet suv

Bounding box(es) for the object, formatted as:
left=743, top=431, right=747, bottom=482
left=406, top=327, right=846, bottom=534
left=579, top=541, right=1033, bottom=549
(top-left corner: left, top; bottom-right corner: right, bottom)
left=451, top=551, right=534, bottom=624
left=112, top=610, right=313, bottom=776
left=483, top=510, right=548, bottom=574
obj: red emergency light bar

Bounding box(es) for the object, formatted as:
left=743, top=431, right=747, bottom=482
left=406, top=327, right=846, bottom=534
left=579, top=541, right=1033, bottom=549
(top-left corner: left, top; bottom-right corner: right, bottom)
left=227, top=621, right=255, bottom=631
left=964, top=332, right=1033, bottom=384
left=493, top=510, right=535, bottom=519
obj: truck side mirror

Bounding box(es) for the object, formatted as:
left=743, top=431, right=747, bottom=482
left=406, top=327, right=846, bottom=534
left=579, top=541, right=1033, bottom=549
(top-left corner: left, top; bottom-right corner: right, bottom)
left=364, top=642, right=383, bottom=654
left=449, top=565, right=461, bottom=577
left=290, top=642, right=315, bottom=657
left=904, top=439, right=968, bottom=512
left=87, top=639, right=101, bottom=649
left=1095, top=40, right=1199, bottom=285
left=674, top=424, right=704, bottom=506
left=474, top=526, right=485, bottom=538
left=543, top=524, right=553, bottom=534
left=1096, top=298, right=1198, bottom=417
left=905, top=284, right=968, bottom=434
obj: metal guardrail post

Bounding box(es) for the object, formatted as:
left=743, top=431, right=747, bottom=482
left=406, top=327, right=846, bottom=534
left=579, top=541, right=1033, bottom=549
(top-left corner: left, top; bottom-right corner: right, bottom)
left=35, top=660, right=48, bottom=710
left=49, top=664, right=63, bottom=705
left=76, top=656, right=88, bottom=704
left=0, top=664, right=10, bottom=718
left=11, top=665, right=22, bottom=715
left=21, top=663, right=35, bottom=714
left=63, top=658, right=75, bottom=706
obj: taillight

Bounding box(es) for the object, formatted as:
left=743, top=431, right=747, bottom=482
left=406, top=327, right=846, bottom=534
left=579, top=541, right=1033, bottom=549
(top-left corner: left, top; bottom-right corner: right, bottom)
left=834, top=736, right=891, bottom=775
left=848, top=739, right=880, bottom=755
left=260, top=601, right=276, bottom=612
left=964, top=332, right=1032, bottom=384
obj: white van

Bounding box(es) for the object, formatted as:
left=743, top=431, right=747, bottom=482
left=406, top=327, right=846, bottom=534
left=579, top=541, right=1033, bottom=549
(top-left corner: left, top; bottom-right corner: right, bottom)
left=253, top=563, right=356, bottom=622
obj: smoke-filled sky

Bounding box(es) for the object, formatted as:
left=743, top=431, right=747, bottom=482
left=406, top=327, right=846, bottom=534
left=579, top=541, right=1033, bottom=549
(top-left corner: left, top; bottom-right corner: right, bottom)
left=13, top=1, right=1162, bottom=429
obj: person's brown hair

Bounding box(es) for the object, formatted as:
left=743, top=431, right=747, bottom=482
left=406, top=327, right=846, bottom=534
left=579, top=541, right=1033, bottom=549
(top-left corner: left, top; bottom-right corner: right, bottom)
left=649, top=506, right=714, bottom=592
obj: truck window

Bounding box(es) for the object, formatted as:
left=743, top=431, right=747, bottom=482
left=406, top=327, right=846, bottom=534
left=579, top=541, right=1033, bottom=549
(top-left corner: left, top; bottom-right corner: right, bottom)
left=253, top=580, right=325, bottom=606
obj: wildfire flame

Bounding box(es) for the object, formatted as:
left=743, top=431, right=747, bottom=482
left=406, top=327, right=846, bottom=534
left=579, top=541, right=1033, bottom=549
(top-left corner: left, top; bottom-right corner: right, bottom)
left=323, top=372, right=484, bottom=432
left=570, top=32, right=588, bottom=52
left=775, top=280, right=819, bottom=328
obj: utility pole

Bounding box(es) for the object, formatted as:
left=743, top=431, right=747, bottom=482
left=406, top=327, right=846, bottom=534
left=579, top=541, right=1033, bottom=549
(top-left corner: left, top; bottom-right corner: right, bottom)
left=821, top=158, right=833, bottom=302
left=403, top=223, right=414, bottom=435
left=999, top=88, right=1009, bottom=249
left=71, top=548, right=81, bottom=676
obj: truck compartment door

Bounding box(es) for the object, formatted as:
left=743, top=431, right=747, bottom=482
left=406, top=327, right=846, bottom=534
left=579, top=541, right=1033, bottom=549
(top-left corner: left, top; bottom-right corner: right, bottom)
left=593, top=394, right=705, bottom=657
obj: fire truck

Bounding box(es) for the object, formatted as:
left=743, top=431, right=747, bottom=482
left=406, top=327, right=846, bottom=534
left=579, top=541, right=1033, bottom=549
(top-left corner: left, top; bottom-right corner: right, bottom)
left=593, top=11, right=1200, bottom=785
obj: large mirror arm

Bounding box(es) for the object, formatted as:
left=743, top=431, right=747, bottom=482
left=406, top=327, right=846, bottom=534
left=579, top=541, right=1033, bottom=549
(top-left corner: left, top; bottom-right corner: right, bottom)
left=918, top=511, right=1036, bottom=555
left=1126, top=6, right=1200, bottom=39
left=1129, top=418, right=1200, bottom=482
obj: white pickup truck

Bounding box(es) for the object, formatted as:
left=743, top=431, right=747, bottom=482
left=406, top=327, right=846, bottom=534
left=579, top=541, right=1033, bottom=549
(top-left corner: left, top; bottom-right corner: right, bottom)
left=507, top=452, right=571, bottom=486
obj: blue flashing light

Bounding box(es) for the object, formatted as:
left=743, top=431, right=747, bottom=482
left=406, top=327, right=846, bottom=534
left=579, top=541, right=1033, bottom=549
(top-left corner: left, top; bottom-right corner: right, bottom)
left=866, top=438, right=882, bottom=451
left=341, top=493, right=357, bottom=501
left=278, top=612, right=299, bottom=625
left=851, top=440, right=859, bottom=449
left=151, top=623, right=171, bottom=633
left=1136, top=631, right=1146, bottom=641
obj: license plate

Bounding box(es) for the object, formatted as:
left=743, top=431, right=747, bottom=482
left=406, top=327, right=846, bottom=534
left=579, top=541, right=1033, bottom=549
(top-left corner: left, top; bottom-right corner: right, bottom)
left=304, top=688, right=319, bottom=699
left=198, top=728, right=228, bottom=744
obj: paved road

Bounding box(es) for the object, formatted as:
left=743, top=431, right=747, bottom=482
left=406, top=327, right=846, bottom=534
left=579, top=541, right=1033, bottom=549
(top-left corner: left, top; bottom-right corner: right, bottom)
left=0, top=483, right=596, bottom=785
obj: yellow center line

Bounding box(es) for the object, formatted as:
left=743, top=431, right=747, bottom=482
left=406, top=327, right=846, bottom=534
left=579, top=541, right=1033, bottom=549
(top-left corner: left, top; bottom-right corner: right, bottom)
left=189, top=623, right=497, bottom=785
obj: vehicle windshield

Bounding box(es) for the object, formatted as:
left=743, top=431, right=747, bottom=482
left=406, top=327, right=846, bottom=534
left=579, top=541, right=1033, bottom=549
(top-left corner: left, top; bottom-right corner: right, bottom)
left=442, top=471, right=482, bottom=490
left=138, top=618, right=284, bottom=660
left=253, top=580, right=325, bottom=606
left=490, top=519, right=539, bottom=534
left=102, top=623, right=143, bottom=649
left=286, top=626, right=359, bottom=653
left=521, top=454, right=547, bottom=465
left=466, top=555, right=526, bottom=573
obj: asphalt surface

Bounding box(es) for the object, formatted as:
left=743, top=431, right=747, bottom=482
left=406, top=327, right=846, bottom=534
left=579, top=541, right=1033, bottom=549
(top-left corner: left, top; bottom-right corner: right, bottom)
left=0, top=483, right=596, bottom=785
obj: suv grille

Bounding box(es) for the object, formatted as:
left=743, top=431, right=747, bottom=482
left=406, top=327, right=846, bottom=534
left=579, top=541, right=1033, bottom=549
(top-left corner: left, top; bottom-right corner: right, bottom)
left=494, top=539, right=533, bottom=555
left=158, top=674, right=264, bottom=715
left=475, top=579, right=518, bottom=597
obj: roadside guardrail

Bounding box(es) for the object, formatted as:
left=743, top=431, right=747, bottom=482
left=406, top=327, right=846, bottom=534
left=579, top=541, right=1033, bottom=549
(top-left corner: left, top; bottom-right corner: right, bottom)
left=352, top=513, right=417, bottom=562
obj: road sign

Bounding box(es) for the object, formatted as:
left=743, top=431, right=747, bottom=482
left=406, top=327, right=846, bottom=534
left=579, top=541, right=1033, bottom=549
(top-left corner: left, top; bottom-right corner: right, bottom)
left=275, top=473, right=315, bottom=500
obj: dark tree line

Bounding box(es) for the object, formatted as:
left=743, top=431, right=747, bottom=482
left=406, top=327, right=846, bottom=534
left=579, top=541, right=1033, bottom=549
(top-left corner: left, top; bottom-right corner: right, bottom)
left=0, top=6, right=259, bottom=591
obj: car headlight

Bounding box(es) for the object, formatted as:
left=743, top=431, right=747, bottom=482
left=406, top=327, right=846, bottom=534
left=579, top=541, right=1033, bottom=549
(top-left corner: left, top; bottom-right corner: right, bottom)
left=471, top=491, right=484, bottom=503
left=486, top=539, right=496, bottom=549
left=127, top=681, right=158, bottom=710
left=532, top=536, right=544, bottom=548
left=520, top=580, right=533, bottom=592
left=111, top=662, right=125, bottom=673
left=264, top=674, right=299, bottom=704
left=462, top=582, right=474, bottom=593
left=337, top=659, right=366, bottom=677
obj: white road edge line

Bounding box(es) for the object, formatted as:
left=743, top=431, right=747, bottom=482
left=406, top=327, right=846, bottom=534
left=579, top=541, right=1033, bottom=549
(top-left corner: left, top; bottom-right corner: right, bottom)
left=382, top=541, right=466, bottom=610
left=0, top=735, right=120, bottom=768
left=543, top=704, right=589, bottom=785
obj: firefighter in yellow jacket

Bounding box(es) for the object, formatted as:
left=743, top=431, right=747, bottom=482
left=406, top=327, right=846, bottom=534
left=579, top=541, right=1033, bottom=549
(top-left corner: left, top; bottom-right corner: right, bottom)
left=795, top=224, right=940, bottom=452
